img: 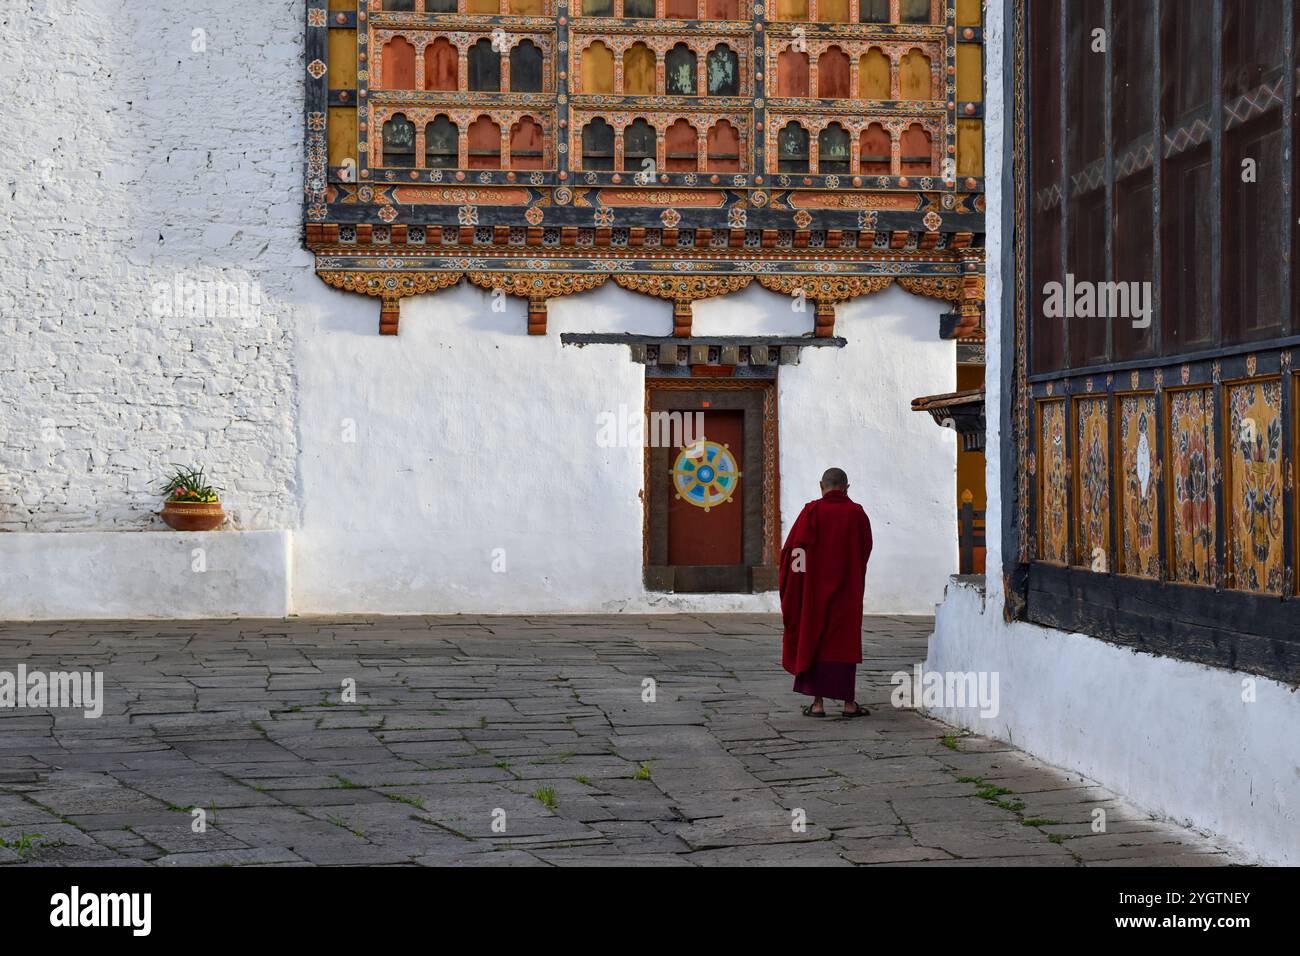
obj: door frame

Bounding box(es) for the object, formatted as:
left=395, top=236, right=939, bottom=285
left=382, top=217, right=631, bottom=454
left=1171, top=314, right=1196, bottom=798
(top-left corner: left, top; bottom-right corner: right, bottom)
left=644, top=375, right=780, bottom=593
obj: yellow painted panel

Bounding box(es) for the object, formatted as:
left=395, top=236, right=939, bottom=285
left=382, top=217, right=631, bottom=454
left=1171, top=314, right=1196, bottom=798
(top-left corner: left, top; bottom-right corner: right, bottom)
left=778, top=0, right=808, bottom=20
left=467, top=0, right=499, bottom=12
left=820, top=0, right=849, bottom=22
left=900, top=49, right=932, bottom=99
left=957, top=118, right=982, bottom=176
left=328, top=29, right=357, bottom=89
left=956, top=0, right=981, bottom=26
left=328, top=0, right=354, bottom=10
left=956, top=43, right=982, bottom=101
left=511, top=0, right=545, bottom=11
left=581, top=42, right=615, bottom=93
left=328, top=106, right=358, bottom=168
left=858, top=48, right=889, bottom=99
left=624, top=44, right=656, bottom=95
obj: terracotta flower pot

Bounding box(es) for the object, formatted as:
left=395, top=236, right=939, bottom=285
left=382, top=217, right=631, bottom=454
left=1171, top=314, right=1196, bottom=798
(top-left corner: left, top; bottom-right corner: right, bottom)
left=160, top=500, right=225, bottom=531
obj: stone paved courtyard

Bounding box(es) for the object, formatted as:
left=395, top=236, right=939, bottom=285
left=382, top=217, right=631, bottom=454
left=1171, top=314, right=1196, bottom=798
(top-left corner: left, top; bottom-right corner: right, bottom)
left=0, top=615, right=1241, bottom=866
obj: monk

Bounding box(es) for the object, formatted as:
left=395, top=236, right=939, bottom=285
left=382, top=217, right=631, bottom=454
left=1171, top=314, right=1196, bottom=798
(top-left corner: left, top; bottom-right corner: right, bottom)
left=779, top=467, right=874, bottom=718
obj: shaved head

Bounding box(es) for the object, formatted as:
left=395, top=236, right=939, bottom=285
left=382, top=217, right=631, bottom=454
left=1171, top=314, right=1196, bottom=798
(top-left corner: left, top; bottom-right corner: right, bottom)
left=820, top=467, right=848, bottom=490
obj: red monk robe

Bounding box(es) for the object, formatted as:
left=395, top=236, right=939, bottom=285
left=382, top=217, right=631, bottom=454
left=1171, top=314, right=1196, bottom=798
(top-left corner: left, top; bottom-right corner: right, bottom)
left=779, top=488, right=873, bottom=685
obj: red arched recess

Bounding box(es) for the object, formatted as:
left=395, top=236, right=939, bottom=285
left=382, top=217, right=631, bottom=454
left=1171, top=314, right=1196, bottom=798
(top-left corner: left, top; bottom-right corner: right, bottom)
left=509, top=117, right=545, bottom=169
left=467, top=116, right=502, bottom=168
left=860, top=122, right=891, bottom=175
left=705, top=0, right=738, bottom=16
left=665, top=119, right=699, bottom=171
left=706, top=120, right=741, bottom=171
left=425, top=38, right=458, bottom=91
left=817, top=47, right=850, bottom=98
left=382, top=37, right=416, bottom=90
left=666, top=0, right=697, bottom=17
left=777, top=49, right=809, bottom=97
left=900, top=123, right=933, bottom=175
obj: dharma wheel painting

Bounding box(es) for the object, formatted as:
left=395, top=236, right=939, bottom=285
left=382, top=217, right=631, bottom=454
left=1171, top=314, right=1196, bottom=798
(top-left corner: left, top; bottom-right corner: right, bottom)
left=672, top=440, right=741, bottom=511
left=304, top=0, right=987, bottom=334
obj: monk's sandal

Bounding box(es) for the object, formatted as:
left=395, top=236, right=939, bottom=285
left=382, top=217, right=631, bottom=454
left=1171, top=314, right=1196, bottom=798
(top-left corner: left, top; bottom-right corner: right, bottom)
left=801, top=704, right=826, bottom=718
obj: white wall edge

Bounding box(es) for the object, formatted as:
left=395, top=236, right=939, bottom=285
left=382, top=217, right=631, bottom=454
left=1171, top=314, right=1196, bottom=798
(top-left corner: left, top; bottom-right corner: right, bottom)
left=923, top=579, right=1299, bottom=866
left=0, top=531, right=292, bottom=621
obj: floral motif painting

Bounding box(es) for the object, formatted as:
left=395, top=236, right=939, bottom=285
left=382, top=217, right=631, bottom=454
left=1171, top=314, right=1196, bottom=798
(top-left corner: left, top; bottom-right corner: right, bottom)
left=1168, top=388, right=1215, bottom=586
left=1227, top=380, right=1284, bottom=593
left=1038, top=401, right=1069, bottom=563
left=1075, top=398, right=1110, bottom=570
left=1118, top=394, right=1159, bottom=578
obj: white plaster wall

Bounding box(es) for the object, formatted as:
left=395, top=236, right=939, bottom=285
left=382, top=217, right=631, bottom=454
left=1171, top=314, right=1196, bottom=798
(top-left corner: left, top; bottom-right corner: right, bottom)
left=0, top=531, right=291, bottom=620
left=292, top=279, right=957, bottom=614
left=779, top=285, right=957, bottom=612
left=926, top=582, right=1296, bottom=865
left=0, top=1, right=303, bottom=533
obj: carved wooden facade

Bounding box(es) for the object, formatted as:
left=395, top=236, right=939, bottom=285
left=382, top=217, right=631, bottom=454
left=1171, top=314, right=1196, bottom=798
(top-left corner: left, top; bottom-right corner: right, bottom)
left=305, top=0, right=986, bottom=333
left=1008, top=0, right=1300, bottom=682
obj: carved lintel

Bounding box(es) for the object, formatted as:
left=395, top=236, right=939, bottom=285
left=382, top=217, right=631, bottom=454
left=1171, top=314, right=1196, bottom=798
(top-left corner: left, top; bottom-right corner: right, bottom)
left=467, top=271, right=610, bottom=335
left=612, top=274, right=754, bottom=337
left=316, top=270, right=465, bottom=334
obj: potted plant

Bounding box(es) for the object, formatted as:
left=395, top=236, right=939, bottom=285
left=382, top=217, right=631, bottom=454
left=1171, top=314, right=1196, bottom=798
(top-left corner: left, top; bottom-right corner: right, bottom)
left=157, top=464, right=225, bottom=531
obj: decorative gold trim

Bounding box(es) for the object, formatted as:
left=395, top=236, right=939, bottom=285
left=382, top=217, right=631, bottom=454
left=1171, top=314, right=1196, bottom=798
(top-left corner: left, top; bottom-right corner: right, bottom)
left=315, top=264, right=983, bottom=337
left=317, top=270, right=465, bottom=299
left=896, top=275, right=963, bottom=301
left=611, top=274, right=754, bottom=302
left=466, top=271, right=610, bottom=298
left=755, top=274, right=895, bottom=302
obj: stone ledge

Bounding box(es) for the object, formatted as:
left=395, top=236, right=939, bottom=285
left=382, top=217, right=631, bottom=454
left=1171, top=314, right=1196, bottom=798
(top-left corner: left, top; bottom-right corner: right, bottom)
left=0, top=531, right=292, bottom=621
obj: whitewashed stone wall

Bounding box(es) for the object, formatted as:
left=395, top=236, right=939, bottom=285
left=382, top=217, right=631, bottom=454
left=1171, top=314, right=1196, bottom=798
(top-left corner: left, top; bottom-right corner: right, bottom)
left=0, top=0, right=303, bottom=532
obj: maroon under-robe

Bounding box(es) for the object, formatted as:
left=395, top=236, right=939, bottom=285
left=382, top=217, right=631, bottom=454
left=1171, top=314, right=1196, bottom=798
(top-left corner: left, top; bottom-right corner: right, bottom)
left=779, top=489, right=873, bottom=678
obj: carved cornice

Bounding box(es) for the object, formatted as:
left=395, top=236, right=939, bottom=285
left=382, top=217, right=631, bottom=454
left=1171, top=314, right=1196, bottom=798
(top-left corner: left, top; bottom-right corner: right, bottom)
left=611, top=274, right=754, bottom=302
left=896, top=275, right=964, bottom=301
left=466, top=271, right=609, bottom=299
left=317, top=269, right=465, bottom=299
left=314, top=267, right=981, bottom=337
left=755, top=274, right=895, bottom=303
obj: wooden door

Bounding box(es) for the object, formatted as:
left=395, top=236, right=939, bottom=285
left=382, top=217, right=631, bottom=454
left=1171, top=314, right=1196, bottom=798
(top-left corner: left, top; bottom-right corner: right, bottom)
left=645, top=378, right=779, bottom=593
left=668, top=410, right=744, bottom=565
